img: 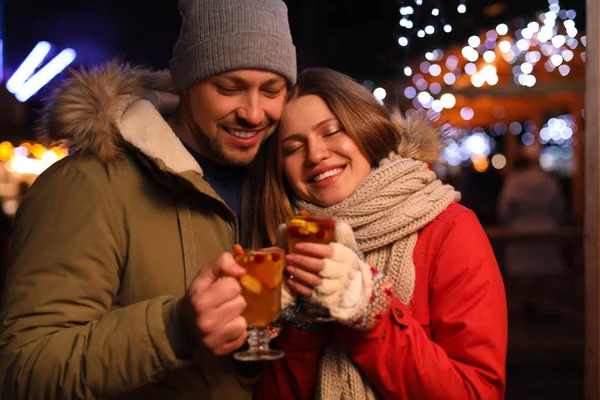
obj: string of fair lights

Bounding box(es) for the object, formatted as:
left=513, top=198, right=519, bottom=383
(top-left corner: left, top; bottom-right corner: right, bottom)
left=396, top=0, right=466, bottom=49
left=370, top=0, right=583, bottom=175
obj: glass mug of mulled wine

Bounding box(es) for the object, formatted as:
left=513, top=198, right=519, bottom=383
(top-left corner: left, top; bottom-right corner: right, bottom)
left=285, top=214, right=336, bottom=323
left=233, top=247, right=285, bottom=361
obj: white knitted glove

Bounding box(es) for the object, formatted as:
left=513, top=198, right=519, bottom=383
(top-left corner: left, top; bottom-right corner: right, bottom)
left=309, top=223, right=373, bottom=324
left=311, top=223, right=393, bottom=329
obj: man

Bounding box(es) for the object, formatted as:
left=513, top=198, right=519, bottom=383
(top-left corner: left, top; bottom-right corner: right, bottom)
left=0, top=0, right=296, bottom=398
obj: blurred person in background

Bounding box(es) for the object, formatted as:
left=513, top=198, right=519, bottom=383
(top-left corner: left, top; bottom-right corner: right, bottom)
left=0, top=0, right=296, bottom=399
left=252, top=67, right=507, bottom=400
left=498, top=146, right=567, bottom=318
left=498, top=146, right=567, bottom=275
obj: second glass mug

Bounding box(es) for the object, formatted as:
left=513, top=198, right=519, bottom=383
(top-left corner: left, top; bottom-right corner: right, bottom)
left=285, top=214, right=336, bottom=323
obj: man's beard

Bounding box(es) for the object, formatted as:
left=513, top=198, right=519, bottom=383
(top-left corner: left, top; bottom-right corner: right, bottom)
left=185, top=96, right=270, bottom=166
left=186, top=104, right=272, bottom=166
left=205, top=130, right=265, bottom=166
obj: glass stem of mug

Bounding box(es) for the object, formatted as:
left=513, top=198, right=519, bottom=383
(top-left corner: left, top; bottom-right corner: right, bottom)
left=247, top=326, right=271, bottom=353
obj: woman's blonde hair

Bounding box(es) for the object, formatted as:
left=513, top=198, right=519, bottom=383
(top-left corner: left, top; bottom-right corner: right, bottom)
left=249, top=67, right=401, bottom=247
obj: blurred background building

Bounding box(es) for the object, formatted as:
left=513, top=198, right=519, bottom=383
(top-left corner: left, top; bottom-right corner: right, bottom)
left=0, top=0, right=589, bottom=398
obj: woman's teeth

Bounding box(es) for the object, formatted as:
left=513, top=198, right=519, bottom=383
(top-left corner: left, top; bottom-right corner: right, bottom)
left=312, top=168, right=344, bottom=182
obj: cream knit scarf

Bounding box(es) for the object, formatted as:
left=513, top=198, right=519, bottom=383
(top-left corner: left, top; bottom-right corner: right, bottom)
left=296, top=153, right=461, bottom=400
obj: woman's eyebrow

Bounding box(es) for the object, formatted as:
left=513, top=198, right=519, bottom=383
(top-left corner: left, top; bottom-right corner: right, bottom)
left=282, top=133, right=305, bottom=143
left=313, top=118, right=338, bottom=130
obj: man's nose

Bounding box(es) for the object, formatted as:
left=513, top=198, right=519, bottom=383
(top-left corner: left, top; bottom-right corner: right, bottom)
left=236, top=91, right=265, bottom=126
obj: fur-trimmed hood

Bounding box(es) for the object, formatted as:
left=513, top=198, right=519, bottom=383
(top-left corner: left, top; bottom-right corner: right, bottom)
left=391, top=110, right=447, bottom=165
left=39, top=61, right=201, bottom=173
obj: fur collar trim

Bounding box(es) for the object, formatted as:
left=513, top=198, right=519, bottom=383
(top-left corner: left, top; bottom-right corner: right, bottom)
left=39, top=61, right=201, bottom=174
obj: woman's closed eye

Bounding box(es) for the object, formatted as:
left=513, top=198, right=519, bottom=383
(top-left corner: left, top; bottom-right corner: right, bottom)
left=283, top=143, right=305, bottom=155
left=323, top=129, right=342, bottom=138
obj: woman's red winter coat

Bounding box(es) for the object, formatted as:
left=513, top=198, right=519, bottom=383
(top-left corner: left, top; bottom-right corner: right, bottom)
left=258, top=203, right=507, bottom=400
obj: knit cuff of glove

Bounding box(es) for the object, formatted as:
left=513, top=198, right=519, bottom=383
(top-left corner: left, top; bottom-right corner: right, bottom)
left=350, top=268, right=394, bottom=330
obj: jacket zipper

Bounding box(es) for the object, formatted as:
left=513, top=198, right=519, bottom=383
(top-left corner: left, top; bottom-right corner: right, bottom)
left=226, top=220, right=235, bottom=246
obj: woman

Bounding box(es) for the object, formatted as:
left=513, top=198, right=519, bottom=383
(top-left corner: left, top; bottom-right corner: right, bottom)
left=251, top=68, right=507, bottom=399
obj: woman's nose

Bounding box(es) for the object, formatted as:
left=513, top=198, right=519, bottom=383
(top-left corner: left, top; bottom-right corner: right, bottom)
left=306, top=138, right=331, bottom=165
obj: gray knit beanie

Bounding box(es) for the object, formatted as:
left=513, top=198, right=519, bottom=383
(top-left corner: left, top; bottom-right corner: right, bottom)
left=170, top=0, right=297, bottom=93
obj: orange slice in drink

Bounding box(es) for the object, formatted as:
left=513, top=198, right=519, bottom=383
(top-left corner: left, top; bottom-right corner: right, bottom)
left=253, top=269, right=282, bottom=290
left=240, top=274, right=263, bottom=294
left=252, top=253, right=283, bottom=290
